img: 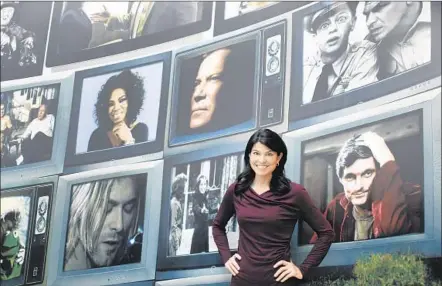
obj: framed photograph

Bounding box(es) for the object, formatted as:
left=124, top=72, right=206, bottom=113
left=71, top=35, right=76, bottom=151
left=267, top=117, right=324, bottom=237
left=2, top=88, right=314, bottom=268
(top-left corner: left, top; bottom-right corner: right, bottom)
left=1, top=1, right=52, bottom=82
left=47, top=161, right=163, bottom=285
left=157, top=144, right=246, bottom=271
left=284, top=86, right=441, bottom=266
left=1, top=176, right=58, bottom=286
left=64, top=52, right=170, bottom=169
left=214, top=1, right=309, bottom=36
left=45, top=1, right=213, bottom=67
left=289, top=1, right=442, bottom=123
left=1, top=75, right=74, bottom=185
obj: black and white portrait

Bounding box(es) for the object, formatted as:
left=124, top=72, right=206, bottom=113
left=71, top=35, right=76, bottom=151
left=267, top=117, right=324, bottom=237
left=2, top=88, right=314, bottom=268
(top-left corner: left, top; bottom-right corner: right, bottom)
left=302, top=1, right=432, bottom=105
left=300, top=111, right=424, bottom=245
left=64, top=174, right=146, bottom=271
left=1, top=1, right=52, bottom=82
left=173, top=40, right=256, bottom=140
left=168, top=153, right=243, bottom=256
left=74, top=63, right=163, bottom=154
left=47, top=1, right=205, bottom=65
left=1, top=84, right=59, bottom=169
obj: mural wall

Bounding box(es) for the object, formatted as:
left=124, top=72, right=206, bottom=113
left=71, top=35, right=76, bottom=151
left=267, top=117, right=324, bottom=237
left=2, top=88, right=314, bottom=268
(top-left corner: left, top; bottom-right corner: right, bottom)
left=1, top=1, right=440, bottom=286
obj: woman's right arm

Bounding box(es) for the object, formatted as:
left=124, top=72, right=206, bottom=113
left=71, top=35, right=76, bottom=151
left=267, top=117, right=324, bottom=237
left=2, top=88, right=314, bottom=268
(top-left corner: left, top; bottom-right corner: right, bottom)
left=212, top=183, right=236, bottom=264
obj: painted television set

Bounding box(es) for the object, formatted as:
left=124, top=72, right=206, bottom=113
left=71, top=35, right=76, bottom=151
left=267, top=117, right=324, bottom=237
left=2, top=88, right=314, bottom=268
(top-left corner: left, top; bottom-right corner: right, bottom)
left=1, top=175, right=58, bottom=286
left=167, top=20, right=287, bottom=156
left=157, top=143, right=247, bottom=277
left=1, top=74, right=74, bottom=186
left=46, top=160, right=163, bottom=286
left=283, top=84, right=441, bottom=267
left=289, top=1, right=442, bottom=128
left=214, top=1, right=310, bottom=36
left=1, top=1, right=52, bottom=82
left=64, top=51, right=171, bottom=172
left=45, top=1, right=213, bottom=67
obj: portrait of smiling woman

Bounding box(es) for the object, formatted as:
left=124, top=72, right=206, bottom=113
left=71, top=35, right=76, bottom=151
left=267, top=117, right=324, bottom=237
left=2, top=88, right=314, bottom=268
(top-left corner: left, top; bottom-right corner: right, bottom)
left=87, top=69, right=148, bottom=152
left=212, top=128, right=334, bottom=285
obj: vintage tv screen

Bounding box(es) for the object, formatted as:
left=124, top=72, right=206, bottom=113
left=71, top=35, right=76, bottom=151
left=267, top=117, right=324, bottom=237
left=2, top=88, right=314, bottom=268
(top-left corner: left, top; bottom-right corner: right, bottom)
left=299, top=111, right=424, bottom=245
left=0, top=75, right=73, bottom=186
left=63, top=174, right=147, bottom=272
left=1, top=1, right=52, bottom=82
left=168, top=21, right=287, bottom=148
left=157, top=146, right=246, bottom=271
left=64, top=52, right=170, bottom=168
left=1, top=84, right=60, bottom=169
left=289, top=1, right=442, bottom=123
left=47, top=161, right=162, bottom=285
left=284, top=87, right=441, bottom=266
left=46, top=1, right=213, bottom=67
left=214, top=1, right=309, bottom=36
left=1, top=182, right=54, bottom=286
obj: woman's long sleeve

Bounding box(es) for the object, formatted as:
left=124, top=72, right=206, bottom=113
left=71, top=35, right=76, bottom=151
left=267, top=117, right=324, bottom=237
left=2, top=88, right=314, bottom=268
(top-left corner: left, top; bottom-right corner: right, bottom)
left=297, top=188, right=334, bottom=276
left=212, top=184, right=235, bottom=264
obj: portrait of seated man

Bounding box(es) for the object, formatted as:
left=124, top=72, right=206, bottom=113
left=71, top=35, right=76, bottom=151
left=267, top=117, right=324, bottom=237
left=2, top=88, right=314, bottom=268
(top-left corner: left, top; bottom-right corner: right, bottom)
left=1, top=86, right=59, bottom=168
left=363, top=1, right=432, bottom=79
left=64, top=175, right=146, bottom=271
left=303, top=2, right=379, bottom=104
left=17, top=104, right=54, bottom=165
left=309, top=131, right=422, bottom=243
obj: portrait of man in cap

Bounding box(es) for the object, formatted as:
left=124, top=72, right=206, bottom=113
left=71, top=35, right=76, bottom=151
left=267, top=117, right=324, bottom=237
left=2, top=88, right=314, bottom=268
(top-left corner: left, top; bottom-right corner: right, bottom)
left=302, top=2, right=379, bottom=105
left=363, top=1, right=432, bottom=79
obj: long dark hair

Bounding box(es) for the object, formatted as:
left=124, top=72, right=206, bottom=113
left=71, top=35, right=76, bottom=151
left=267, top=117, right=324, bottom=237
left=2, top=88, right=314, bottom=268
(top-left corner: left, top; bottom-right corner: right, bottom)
left=94, top=69, right=145, bottom=131
left=234, top=129, right=291, bottom=196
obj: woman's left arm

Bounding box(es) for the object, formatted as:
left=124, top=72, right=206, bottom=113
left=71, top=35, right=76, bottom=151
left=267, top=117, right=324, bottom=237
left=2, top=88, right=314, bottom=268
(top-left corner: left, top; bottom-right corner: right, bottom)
left=297, top=187, right=334, bottom=277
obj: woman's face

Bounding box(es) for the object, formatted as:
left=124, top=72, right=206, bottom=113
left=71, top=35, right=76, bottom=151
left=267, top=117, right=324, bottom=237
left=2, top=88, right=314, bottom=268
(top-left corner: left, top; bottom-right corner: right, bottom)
left=1, top=7, right=15, bottom=26
left=249, top=142, right=282, bottom=178
left=108, top=88, right=128, bottom=125
left=198, top=178, right=208, bottom=194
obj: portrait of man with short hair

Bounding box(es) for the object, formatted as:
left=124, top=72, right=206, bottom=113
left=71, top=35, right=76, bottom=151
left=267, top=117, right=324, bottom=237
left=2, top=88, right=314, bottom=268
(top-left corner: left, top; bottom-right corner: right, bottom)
left=301, top=1, right=433, bottom=105
left=174, top=40, right=256, bottom=138
left=64, top=174, right=146, bottom=271
left=0, top=85, right=59, bottom=168
left=300, top=112, right=424, bottom=244
left=363, top=1, right=431, bottom=79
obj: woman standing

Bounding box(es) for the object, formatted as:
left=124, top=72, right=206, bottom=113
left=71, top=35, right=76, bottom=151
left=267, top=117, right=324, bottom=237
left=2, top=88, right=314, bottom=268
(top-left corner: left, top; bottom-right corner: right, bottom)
left=87, top=69, right=148, bottom=152
left=190, top=174, right=210, bottom=254
left=212, top=129, right=334, bottom=285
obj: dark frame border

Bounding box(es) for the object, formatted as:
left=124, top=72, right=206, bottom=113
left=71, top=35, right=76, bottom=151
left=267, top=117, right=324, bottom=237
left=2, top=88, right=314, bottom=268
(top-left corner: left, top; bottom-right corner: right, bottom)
left=157, top=144, right=245, bottom=272
left=289, top=1, right=442, bottom=127
left=64, top=51, right=171, bottom=168
left=214, top=2, right=309, bottom=36
left=1, top=182, right=54, bottom=286
left=45, top=2, right=213, bottom=67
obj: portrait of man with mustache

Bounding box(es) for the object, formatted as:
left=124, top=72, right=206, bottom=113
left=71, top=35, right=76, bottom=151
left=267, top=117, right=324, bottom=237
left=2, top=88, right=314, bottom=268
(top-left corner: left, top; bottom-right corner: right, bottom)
left=310, top=131, right=422, bottom=243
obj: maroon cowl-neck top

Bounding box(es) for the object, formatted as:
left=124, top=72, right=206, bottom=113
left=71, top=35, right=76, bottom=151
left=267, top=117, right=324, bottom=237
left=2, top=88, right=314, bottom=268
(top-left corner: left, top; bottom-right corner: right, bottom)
left=212, top=182, right=334, bottom=285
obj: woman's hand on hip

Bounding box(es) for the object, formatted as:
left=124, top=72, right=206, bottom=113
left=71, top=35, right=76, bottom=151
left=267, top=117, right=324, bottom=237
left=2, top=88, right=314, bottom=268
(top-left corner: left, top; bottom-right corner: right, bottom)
left=225, top=253, right=241, bottom=276
left=273, top=260, right=303, bottom=282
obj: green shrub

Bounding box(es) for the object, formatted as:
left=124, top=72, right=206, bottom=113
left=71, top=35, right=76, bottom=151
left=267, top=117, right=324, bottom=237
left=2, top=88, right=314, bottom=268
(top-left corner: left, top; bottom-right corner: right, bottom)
left=352, top=253, right=427, bottom=286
